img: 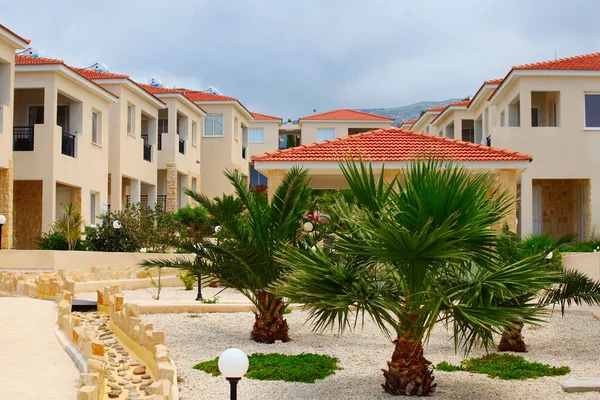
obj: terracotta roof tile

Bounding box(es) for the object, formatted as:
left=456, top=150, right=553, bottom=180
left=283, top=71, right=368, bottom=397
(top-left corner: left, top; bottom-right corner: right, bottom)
left=252, top=128, right=531, bottom=163
left=0, top=24, right=30, bottom=44
left=15, top=54, right=63, bottom=65
left=430, top=100, right=471, bottom=124
left=514, top=52, right=600, bottom=71
left=251, top=112, right=281, bottom=121
left=74, top=68, right=129, bottom=80
left=484, top=78, right=504, bottom=85
left=402, top=119, right=416, bottom=125
left=181, top=90, right=238, bottom=102
left=299, top=108, right=394, bottom=121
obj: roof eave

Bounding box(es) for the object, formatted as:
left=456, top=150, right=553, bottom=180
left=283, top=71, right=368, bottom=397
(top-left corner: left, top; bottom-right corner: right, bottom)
left=93, top=78, right=166, bottom=108
left=0, top=26, right=30, bottom=49
left=192, top=100, right=253, bottom=120
left=153, top=92, right=207, bottom=116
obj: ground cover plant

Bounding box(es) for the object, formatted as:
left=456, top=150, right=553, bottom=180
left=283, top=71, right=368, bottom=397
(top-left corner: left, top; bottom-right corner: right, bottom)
left=193, top=352, right=340, bottom=383
left=434, top=353, right=570, bottom=380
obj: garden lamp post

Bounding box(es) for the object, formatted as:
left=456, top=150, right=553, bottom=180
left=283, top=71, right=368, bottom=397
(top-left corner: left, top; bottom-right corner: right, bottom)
left=303, top=221, right=314, bottom=233
left=195, top=242, right=204, bottom=301
left=218, top=348, right=249, bottom=400
left=0, top=214, right=6, bottom=250
left=113, top=220, right=122, bottom=251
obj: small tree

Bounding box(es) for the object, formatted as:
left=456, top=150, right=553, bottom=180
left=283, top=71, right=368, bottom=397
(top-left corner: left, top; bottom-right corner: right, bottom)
left=53, top=203, right=84, bottom=251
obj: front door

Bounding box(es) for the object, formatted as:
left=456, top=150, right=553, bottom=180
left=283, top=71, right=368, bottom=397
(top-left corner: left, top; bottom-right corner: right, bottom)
left=56, top=187, right=71, bottom=219
left=533, top=187, right=542, bottom=235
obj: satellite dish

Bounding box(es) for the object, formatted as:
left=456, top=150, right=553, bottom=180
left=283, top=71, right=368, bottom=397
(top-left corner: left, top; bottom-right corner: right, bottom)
left=86, top=62, right=109, bottom=73
left=205, top=86, right=221, bottom=95
left=148, top=78, right=163, bottom=87
left=17, top=45, right=39, bottom=57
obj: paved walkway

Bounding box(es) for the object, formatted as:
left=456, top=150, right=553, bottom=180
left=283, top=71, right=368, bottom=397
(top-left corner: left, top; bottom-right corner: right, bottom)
left=0, top=297, right=79, bottom=399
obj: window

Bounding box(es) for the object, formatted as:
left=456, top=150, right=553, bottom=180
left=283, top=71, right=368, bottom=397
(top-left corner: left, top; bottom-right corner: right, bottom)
left=90, top=192, right=97, bottom=226
left=553, top=102, right=558, bottom=127
left=191, top=178, right=197, bottom=193
left=585, top=94, right=600, bottom=128
left=204, top=114, right=223, bottom=136
left=531, top=108, right=539, bottom=127
left=234, top=117, right=239, bottom=140
left=91, top=111, right=100, bottom=144
left=127, top=104, right=134, bottom=134
left=249, top=128, right=264, bottom=143
left=158, top=118, right=168, bottom=134
left=317, top=128, right=335, bottom=142
left=192, top=122, right=197, bottom=145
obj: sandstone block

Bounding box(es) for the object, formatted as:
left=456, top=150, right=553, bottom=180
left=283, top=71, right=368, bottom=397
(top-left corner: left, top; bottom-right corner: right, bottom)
left=156, top=363, right=175, bottom=381
left=76, top=385, right=97, bottom=400
left=91, top=340, right=105, bottom=357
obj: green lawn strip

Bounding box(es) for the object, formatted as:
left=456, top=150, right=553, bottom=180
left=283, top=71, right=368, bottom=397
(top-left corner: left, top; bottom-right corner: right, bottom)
left=434, top=353, right=570, bottom=380
left=193, top=352, right=341, bottom=383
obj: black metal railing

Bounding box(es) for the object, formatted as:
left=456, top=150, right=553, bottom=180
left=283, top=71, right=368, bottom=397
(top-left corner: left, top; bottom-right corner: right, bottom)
left=158, top=134, right=162, bottom=151
left=242, top=146, right=247, bottom=159
left=157, top=195, right=167, bottom=211
left=143, top=143, right=152, bottom=162
left=140, top=195, right=148, bottom=208
left=178, top=139, right=185, bottom=154
left=13, top=126, right=34, bottom=151
left=61, top=131, right=76, bottom=157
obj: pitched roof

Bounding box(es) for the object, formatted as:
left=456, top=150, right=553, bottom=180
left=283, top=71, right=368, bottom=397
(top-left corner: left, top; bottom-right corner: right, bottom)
left=0, top=24, right=30, bottom=45
left=252, top=127, right=531, bottom=163
left=181, top=90, right=238, bottom=102
left=299, top=108, right=395, bottom=122
left=74, top=68, right=129, bottom=80
left=513, top=52, right=600, bottom=71
left=485, top=78, right=504, bottom=85
left=251, top=112, right=282, bottom=121
left=468, top=79, right=503, bottom=110
left=402, top=119, right=416, bottom=125
left=426, top=105, right=448, bottom=112
left=430, top=100, right=471, bottom=124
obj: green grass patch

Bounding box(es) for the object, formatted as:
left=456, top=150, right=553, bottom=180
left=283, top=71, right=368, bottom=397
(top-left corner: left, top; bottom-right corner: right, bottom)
left=434, top=353, right=570, bottom=380
left=193, top=352, right=341, bottom=383
left=198, top=296, right=220, bottom=304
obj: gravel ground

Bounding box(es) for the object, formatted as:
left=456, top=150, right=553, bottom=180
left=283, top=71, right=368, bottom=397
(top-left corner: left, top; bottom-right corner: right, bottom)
left=75, top=286, right=249, bottom=303
left=143, top=310, right=600, bottom=400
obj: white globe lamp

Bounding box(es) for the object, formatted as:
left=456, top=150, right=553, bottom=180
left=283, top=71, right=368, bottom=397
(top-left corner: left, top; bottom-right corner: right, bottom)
left=218, top=348, right=249, bottom=400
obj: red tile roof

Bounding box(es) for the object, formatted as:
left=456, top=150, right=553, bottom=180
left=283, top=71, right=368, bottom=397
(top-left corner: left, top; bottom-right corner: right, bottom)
left=425, top=105, right=447, bottom=112
left=252, top=128, right=531, bottom=163
left=299, top=108, right=394, bottom=121
left=137, top=84, right=183, bottom=95
left=402, top=119, right=416, bottom=125
left=430, top=100, right=471, bottom=123
left=0, top=24, right=30, bottom=44
left=15, top=54, right=63, bottom=65
left=74, top=68, right=129, bottom=80
left=182, top=90, right=238, bottom=102
left=484, top=78, right=504, bottom=85
left=251, top=112, right=281, bottom=121
left=514, top=52, right=600, bottom=71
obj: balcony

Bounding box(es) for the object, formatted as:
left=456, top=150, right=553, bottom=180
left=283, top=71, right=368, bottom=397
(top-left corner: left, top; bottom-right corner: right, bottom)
left=142, top=134, right=152, bottom=162
left=178, top=139, right=185, bottom=154
left=242, top=146, right=247, bottom=159
left=13, top=126, right=34, bottom=151
left=61, top=131, right=76, bottom=158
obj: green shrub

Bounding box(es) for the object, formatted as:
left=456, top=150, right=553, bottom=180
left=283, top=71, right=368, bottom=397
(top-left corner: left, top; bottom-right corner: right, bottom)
left=178, top=272, right=196, bottom=290
left=193, top=353, right=341, bottom=383
left=198, top=296, right=219, bottom=304
left=34, top=231, right=86, bottom=251
left=435, top=353, right=570, bottom=380
left=174, top=205, right=212, bottom=238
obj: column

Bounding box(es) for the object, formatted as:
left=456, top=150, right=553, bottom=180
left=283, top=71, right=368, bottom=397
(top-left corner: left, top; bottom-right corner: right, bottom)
left=146, top=185, right=157, bottom=210
left=129, top=178, right=141, bottom=204
left=42, top=179, right=56, bottom=233
left=0, top=160, right=13, bottom=249
left=166, top=163, right=178, bottom=212
left=496, top=169, right=518, bottom=232
left=267, top=169, right=285, bottom=203
left=111, top=173, right=122, bottom=211
left=519, top=174, right=533, bottom=237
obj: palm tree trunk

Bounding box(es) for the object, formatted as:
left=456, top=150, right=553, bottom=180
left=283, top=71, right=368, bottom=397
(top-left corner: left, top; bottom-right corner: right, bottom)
left=382, top=338, right=436, bottom=396
left=250, top=291, right=290, bottom=344
left=498, top=322, right=526, bottom=352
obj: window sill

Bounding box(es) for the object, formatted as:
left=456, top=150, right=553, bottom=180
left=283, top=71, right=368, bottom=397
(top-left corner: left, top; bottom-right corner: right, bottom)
left=203, top=135, right=224, bottom=138
left=249, top=141, right=265, bottom=144
left=91, top=142, right=102, bottom=149
left=584, top=127, right=600, bottom=131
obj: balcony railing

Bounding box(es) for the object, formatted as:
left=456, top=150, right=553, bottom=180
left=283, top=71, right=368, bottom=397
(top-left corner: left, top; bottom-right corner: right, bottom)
left=13, top=126, right=34, bottom=151
left=140, top=195, right=148, bottom=208
left=143, top=143, right=152, bottom=162
left=242, top=146, right=247, bottom=159
left=61, top=131, right=76, bottom=157
left=178, top=139, right=185, bottom=154
left=157, top=195, right=167, bottom=211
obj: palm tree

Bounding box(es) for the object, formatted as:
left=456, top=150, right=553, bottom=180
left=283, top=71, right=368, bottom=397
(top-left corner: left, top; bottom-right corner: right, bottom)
left=53, top=203, right=84, bottom=251
left=142, top=167, right=313, bottom=343
left=493, top=227, right=600, bottom=352
left=278, top=159, right=557, bottom=396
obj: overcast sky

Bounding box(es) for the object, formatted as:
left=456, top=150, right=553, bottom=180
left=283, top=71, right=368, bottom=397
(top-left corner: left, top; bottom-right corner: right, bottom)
left=2, top=0, right=598, bottom=119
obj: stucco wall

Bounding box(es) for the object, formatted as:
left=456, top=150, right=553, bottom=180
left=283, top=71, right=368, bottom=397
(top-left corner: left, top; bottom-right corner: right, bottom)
left=0, top=38, right=17, bottom=169
left=247, top=120, right=281, bottom=158
left=299, top=120, right=393, bottom=145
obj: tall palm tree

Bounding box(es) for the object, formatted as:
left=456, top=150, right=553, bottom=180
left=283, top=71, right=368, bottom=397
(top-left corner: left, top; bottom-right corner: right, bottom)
left=142, top=167, right=312, bottom=343
left=492, top=227, right=600, bottom=352
left=278, top=159, right=557, bottom=396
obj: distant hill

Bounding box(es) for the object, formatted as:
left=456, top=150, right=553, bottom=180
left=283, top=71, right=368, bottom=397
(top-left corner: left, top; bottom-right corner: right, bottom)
left=358, top=99, right=460, bottom=127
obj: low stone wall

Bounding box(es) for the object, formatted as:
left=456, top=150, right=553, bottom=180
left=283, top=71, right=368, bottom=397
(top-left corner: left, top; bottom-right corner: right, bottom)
left=563, top=252, right=600, bottom=281
left=0, top=250, right=194, bottom=274
left=98, top=285, right=179, bottom=399
left=0, top=270, right=75, bottom=298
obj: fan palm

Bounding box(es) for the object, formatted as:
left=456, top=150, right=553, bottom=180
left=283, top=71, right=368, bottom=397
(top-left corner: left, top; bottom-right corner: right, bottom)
left=142, top=167, right=312, bottom=343
left=493, top=227, right=600, bottom=352
left=278, top=159, right=557, bottom=396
